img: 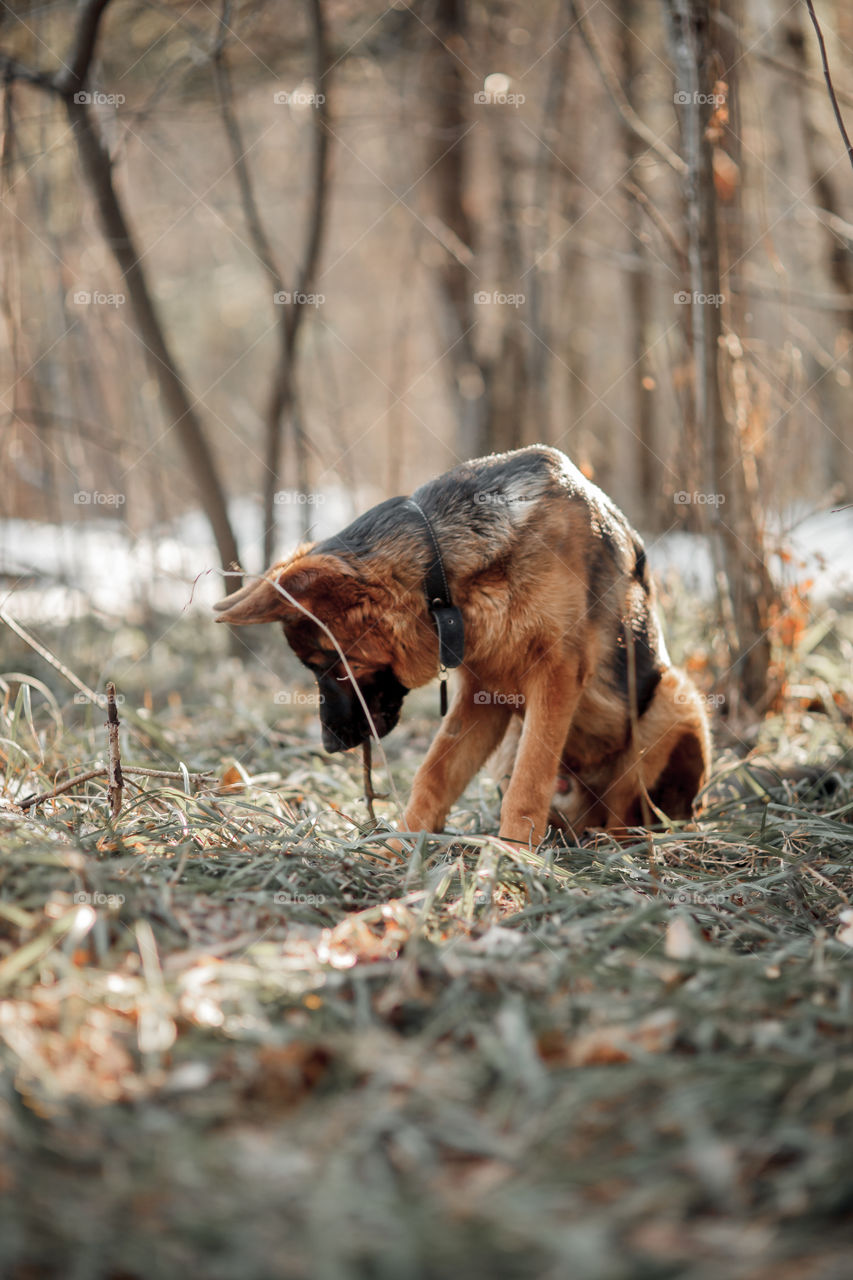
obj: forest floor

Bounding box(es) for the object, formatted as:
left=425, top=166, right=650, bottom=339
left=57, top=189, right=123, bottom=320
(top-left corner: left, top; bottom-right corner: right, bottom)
left=0, top=605, right=852, bottom=1280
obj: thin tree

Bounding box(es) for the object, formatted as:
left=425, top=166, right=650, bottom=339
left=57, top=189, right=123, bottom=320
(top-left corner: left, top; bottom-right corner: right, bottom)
left=663, top=0, right=775, bottom=708
left=620, top=0, right=659, bottom=526
left=0, top=0, right=241, bottom=581
left=212, top=0, right=330, bottom=565
left=424, top=0, right=487, bottom=458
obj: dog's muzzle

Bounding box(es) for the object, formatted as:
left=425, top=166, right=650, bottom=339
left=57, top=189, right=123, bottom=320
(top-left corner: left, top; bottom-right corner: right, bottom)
left=317, top=667, right=409, bottom=752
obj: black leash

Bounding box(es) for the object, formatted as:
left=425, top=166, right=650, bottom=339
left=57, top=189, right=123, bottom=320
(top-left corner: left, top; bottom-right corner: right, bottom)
left=403, top=498, right=465, bottom=715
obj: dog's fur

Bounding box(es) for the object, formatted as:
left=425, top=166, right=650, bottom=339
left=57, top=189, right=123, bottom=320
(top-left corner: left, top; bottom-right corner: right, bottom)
left=215, top=445, right=711, bottom=843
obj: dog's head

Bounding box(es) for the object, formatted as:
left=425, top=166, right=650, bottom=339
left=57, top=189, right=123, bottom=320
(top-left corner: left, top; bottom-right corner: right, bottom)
left=214, top=552, right=412, bottom=752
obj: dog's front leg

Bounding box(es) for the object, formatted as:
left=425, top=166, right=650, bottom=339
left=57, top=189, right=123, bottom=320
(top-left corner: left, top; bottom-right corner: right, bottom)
left=499, top=665, right=582, bottom=845
left=402, top=682, right=511, bottom=835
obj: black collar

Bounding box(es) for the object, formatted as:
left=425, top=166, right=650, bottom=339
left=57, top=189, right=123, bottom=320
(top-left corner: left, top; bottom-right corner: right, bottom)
left=403, top=499, right=465, bottom=707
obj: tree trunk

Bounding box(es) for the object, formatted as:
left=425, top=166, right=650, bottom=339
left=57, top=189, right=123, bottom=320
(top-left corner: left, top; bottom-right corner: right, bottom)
left=621, top=0, right=658, bottom=527
left=664, top=0, right=773, bottom=708
left=426, top=0, right=487, bottom=458
left=785, top=11, right=853, bottom=497
left=261, top=0, right=330, bottom=564
left=64, top=98, right=240, bottom=581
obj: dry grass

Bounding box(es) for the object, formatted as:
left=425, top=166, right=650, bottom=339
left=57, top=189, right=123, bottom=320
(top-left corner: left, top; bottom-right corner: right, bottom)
left=0, top=612, right=852, bottom=1280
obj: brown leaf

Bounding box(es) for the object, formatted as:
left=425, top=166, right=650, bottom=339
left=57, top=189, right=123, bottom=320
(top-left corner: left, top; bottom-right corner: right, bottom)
left=218, top=764, right=246, bottom=794
left=713, top=147, right=740, bottom=203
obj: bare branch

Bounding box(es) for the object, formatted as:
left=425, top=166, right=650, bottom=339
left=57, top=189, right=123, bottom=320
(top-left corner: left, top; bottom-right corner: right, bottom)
left=262, top=0, right=332, bottom=561
left=804, top=0, right=853, bottom=174
left=18, top=765, right=213, bottom=811
left=55, top=0, right=114, bottom=97
left=623, top=178, right=688, bottom=269
left=212, top=9, right=283, bottom=297
left=570, top=0, right=687, bottom=176
left=0, top=56, right=56, bottom=93
left=294, top=0, right=331, bottom=308
left=0, top=0, right=113, bottom=98
left=742, top=46, right=853, bottom=109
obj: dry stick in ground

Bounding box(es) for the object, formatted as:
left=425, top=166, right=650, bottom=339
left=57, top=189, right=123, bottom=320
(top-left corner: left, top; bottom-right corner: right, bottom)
left=623, top=624, right=657, bottom=872
left=361, top=738, right=388, bottom=826
left=106, top=681, right=123, bottom=818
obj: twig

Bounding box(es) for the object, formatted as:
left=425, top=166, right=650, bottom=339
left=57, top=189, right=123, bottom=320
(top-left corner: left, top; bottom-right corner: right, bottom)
left=746, top=45, right=853, bottom=108
left=18, top=766, right=213, bottom=811
left=361, top=738, right=387, bottom=825
left=801, top=860, right=850, bottom=904
left=121, top=767, right=214, bottom=780
left=712, top=11, right=853, bottom=108
left=55, top=0, right=114, bottom=96
left=106, top=681, right=123, bottom=818
left=420, top=214, right=476, bottom=267
left=18, top=769, right=105, bottom=808
left=623, top=178, right=688, bottom=268
left=804, top=0, right=853, bottom=173
left=569, top=0, right=686, bottom=176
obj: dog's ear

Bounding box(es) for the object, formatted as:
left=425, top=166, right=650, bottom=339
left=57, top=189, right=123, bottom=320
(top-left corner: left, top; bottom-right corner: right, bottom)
left=214, top=553, right=366, bottom=626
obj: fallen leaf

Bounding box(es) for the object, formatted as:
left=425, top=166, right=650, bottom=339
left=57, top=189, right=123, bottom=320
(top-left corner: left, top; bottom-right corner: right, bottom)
left=218, top=764, right=246, bottom=794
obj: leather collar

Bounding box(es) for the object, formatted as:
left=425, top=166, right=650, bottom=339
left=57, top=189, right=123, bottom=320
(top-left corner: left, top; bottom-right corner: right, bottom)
left=403, top=497, right=465, bottom=675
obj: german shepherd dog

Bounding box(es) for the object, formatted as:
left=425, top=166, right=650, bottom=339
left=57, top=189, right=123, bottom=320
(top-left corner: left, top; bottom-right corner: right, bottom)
left=215, top=446, right=711, bottom=844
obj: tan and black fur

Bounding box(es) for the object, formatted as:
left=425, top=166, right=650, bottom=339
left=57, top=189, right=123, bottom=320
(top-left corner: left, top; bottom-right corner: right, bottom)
left=215, top=445, right=711, bottom=844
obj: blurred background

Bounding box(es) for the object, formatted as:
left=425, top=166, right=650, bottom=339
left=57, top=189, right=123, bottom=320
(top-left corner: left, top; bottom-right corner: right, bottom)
left=1, top=0, right=852, bottom=710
